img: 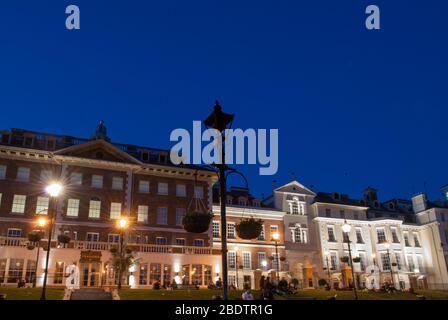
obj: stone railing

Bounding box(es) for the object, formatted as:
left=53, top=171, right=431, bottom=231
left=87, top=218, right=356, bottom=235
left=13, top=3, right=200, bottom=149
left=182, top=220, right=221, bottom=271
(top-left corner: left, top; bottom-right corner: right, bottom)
left=0, top=237, right=213, bottom=255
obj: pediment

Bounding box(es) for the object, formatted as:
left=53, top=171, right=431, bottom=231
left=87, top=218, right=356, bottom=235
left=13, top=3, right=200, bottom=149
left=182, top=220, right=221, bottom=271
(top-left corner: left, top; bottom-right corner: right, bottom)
left=54, top=139, right=142, bottom=165
left=274, top=180, right=316, bottom=196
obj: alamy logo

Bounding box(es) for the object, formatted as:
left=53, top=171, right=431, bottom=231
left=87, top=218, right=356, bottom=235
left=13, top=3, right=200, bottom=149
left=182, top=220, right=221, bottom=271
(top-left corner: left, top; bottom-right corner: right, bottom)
left=170, top=121, right=278, bottom=175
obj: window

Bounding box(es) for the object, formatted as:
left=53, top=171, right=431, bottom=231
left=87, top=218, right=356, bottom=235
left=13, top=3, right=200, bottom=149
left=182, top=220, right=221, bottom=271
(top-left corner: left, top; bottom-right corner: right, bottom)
left=355, top=228, right=364, bottom=244
left=175, top=238, right=186, bottom=246
left=258, top=252, right=267, bottom=269
left=110, top=202, right=122, bottom=219
left=212, top=221, right=220, bottom=238
left=40, top=170, right=52, bottom=182
left=416, top=255, right=424, bottom=272
left=270, top=225, right=279, bottom=240
left=137, top=205, right=148, bottom=223
left=156, top=207, right=168, bottom=225
left=0, top=165, right=6, bottom=179
left=88, top=200, right=101, bottom=218
left=243, top=252, right=251, bottom=269
left=413, top=233, right=421, bottom=247
left=35, top=197, right=49, bottom=215
left=7, top=228, right=22, bottom=237
left=238, top=198, right=247, bottom=206
left=156, top=237, right=167, bottom=245
left=7, top=259, right=24, bottom=283
left=325, top=209, right=331, bottom=218
left=404, top=232, right=410, bottom=247
left=139, top=180, right=150, bottom=193
left=342, top=231, right=350, bottom=243
left=272, top=253, right=280, bottom=270
left=16, top=167, right=30, bottom=182
left=258, top=225, right=265, bottom=241
left=330, top=252, right=338, bottom=270
left=380, top=252, right=391, bottom=271
left=66, top=199, right=80, bottom=217
left=228, top=251, right=236, bottom=269
left=391, top=228, right=400, bottom=243
left=340, top=210, right=345, bottom=219
left=175, top=208, right=185, bottom=226
left=176, top=184, right=186, bottom=197
left=86, top=233, right=99, bottom=242
left=327, top=226, right=336, bottom=242
left=112, top=177, right=124, bottom=190
left=25, top=260, right=36, bottom=283
left=395, top=252, right=402, bottom=270
left=353, top=213, right=359, bottom=220
left=406, top=254, right=415, bottom=272
left=150, top=263, right=161, bottom=284
left=194, top=186, right=204, bottom=199
left=359, top=253, right=366, bottom=272
left=156, top=182, right=168, bottom=195
left=108, top=234, right=120, bottom=243
left=291, top=202, right=299, bottom=214
left=139, top=264, right=148, bottom=285
left=91, top=175, right=103, bottom=188
left=291, top=227, right=307, bottom=244
left=227, top=223, right=235, bottom=239
left=12, top=195, right=26, bottom=214
left=70, top=172, right=82, bottom=185
left=193, top=239, right=204, bottom=247
left=376, top=228, right=387, bottom=243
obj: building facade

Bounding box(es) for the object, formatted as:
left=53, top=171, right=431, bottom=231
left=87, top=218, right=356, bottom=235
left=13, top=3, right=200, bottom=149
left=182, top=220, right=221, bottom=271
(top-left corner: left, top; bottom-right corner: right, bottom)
left=1, top=125, right=447, bottom=291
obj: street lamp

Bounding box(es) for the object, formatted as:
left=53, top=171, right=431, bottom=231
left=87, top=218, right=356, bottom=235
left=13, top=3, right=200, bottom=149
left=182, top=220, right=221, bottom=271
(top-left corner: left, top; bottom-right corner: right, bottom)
left=341, top=220, right=358, bottom=300
left=261, top=260, right=267, bottom=270
left=116, top=217, right=129, bottom=290
left=40, top=182, right=63, bottom=300
left=204, top=101, right=234, bottom=300
left=234, top=246, right=239, bottom=289
left=324, top=251, right=332, bottom=287
left=272, top=232, right=280, bottom=282
left=32, top=217, right=48, bottom=288
left=383, top=241, right=395, bottom=289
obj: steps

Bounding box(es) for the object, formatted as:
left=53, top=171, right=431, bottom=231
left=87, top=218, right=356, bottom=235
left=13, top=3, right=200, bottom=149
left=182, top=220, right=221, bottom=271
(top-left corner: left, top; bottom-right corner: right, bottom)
left=70, top=288, right=113, bottom=300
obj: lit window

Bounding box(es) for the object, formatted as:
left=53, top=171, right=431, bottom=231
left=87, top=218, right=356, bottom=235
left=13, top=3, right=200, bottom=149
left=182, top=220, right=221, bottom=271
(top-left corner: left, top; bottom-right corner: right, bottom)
left=258, top=252, right=267, bottom=269
left=228, top=251, right=236, bottom=269
left=35, top=197, right=49, bottom=215
left=91, top=175, right=103, bottom=188
left=380, top=252, right=391, bottom=271
left=66, top=199, right=80, bottom=217
left=156, top=207, right=168, bottom=225
left=243, top=252, right=251, bottom=269
left=158, top=182, right=168, bottom=195
left=16, top=167, right=30, bottom=182
left=291, top=227, right=307, bottom=244
left=327, top=226, right=336, bottom=242
left=376, top=228, right=387, bottom=243
left=12, top=195, right=26, bottom=214
left=112, top=177, right=124, bottom=190
left=137, top=205, right=148, bottom=223
left=110, top=202, right=122, bottom=220
left=176, top=184, right=186, bottom=197
left=139, top=180, right=150, bottom=193
left=88, top=200, right=101, bottom=218
left=270, top=225, right=279, bottom=240
left=70, top=172, right=82, bottom=185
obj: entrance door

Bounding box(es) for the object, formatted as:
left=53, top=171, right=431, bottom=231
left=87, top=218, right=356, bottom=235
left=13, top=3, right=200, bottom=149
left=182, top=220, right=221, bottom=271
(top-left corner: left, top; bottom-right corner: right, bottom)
left=80, top=262, right=101, bottom=287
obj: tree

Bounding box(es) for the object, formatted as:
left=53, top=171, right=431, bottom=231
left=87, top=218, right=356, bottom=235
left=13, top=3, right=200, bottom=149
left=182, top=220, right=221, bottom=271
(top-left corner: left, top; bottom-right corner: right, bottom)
left=109, top=247, right=134, bottom=288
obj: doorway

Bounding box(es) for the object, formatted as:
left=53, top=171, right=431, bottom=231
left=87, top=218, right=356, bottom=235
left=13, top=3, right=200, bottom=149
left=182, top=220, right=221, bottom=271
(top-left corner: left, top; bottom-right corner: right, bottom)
left=80, top=262, right=102, bottom=287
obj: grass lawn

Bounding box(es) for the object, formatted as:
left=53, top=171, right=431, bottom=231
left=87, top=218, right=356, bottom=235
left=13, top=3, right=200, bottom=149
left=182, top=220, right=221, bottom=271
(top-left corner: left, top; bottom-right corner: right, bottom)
left=118, top=288, right=448, bottom=300
left=0, top=287, right=65, bottom=300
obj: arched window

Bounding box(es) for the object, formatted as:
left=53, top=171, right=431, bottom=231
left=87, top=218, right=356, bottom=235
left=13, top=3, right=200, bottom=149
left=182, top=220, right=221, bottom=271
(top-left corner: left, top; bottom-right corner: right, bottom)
left=290, top=226, right=308, bottom=244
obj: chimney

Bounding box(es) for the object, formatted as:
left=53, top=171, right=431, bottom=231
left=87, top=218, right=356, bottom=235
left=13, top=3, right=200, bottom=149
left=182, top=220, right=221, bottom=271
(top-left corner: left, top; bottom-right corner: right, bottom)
left=411, top=193, right=427, bottom=213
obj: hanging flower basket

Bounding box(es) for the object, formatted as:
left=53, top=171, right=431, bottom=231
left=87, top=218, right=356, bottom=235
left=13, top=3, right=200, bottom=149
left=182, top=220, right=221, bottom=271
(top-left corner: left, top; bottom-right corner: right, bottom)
left=26, top=244, right=35, bottom=250
left=235, top=218, right=263, bottom=240
left=352, top=257, right=361, bottom=263
left=391, top=262, right=398, bottom=267
left=27, top=231, right=42, bottom=243
left=340, top=256, right=350, bottom=263
left=182, top=211, right=213, bottom=233
left=280, top=256, right=286, bottom=262
left=57, top=234, right=71, bottom=244
left=268, top=256, right=275, bottom=261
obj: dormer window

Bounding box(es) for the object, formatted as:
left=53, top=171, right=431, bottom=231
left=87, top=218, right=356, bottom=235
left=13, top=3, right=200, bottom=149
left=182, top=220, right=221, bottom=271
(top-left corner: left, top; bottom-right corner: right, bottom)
left=238, top=198, right=247, bottom=206
left=388, top=203, right=395, bottom=210
left=252, top=200, right=260, bottom=207
left=373, top=201, right=380, bottom=208
left=333, top=193, right=340, bottom=200
left=226, top=196, right=233, bottom=205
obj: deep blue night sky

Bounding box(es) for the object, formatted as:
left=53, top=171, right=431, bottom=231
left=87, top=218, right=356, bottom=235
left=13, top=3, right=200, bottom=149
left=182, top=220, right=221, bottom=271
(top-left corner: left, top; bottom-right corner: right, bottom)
left=0, top=1, right=446, bottom=202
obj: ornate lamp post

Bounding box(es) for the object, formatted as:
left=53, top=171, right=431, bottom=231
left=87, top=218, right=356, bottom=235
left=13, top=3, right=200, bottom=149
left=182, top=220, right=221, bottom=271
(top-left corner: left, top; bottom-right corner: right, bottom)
left=341, top=220, right=358, bottom=300
left=116, top=217, right=129, bottom=290
left=384, top=241, right=395, bottom=289
left=32, top=217, right=48, bottom=288
left=204, top=101, right=234, bottom=300
left=40, top=182, right=63, bottom=300
left=272, top=232, right=280, bottom=281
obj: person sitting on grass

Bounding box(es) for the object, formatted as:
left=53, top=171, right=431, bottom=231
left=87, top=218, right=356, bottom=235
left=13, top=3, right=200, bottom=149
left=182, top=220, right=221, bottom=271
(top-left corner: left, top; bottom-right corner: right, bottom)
left=242, top=284, right=254, bottom=300
left=153, top=280, right=161, bottom=290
